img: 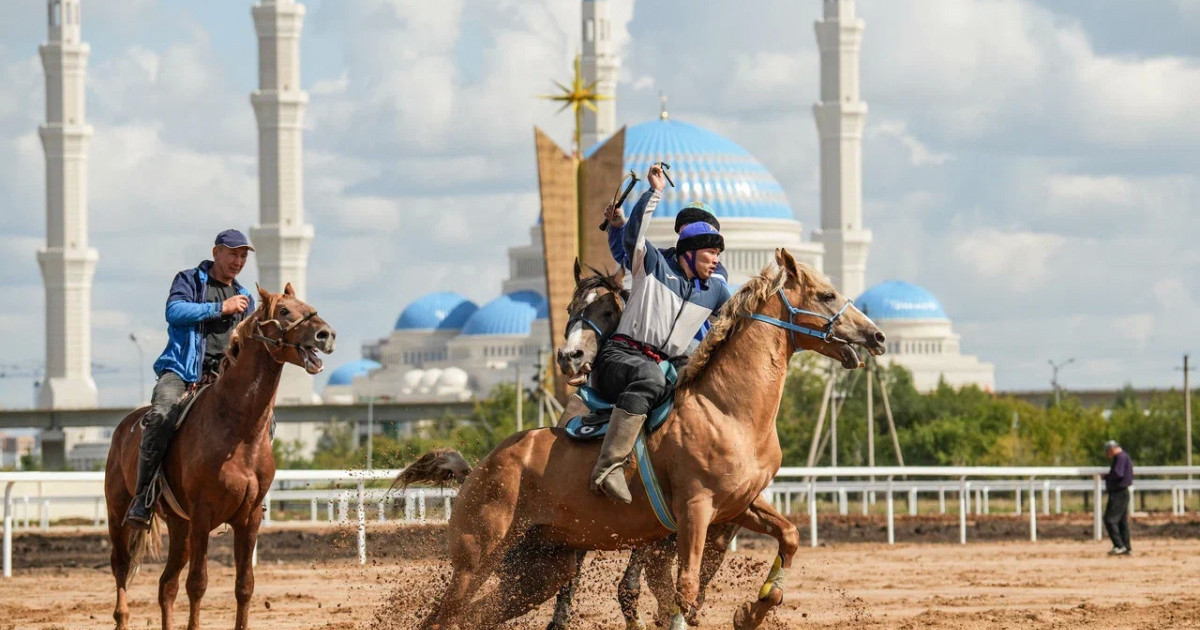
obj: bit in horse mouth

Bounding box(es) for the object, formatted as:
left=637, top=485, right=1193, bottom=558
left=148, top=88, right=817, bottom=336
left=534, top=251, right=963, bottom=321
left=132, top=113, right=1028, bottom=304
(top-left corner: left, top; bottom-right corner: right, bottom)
left=301, top=346, right=324, bottom=374
left=838, top=344, right=863, bottom=369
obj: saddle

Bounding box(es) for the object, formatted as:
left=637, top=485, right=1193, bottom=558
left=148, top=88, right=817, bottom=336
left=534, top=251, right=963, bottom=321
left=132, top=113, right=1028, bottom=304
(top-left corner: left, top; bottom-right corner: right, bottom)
left=563, top=361, right=678, bottom=441
left=138, top=383, right=212, bottom=521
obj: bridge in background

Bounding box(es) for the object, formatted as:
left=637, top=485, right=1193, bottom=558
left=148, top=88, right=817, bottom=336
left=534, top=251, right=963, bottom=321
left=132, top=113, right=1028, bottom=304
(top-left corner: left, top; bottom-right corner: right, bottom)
left=0, top=400, right=477, bottom=469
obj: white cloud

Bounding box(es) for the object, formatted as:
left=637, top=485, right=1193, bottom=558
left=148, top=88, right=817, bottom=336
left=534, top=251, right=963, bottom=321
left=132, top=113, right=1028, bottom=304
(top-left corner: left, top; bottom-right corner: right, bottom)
left=952, top=228, right=1066, bottom=289
left=869, top=121, right=953, bottom=166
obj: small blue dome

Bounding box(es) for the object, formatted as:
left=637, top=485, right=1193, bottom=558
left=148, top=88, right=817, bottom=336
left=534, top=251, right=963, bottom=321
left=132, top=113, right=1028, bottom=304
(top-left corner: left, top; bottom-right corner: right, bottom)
left=857, top=281, right=948, bottom=320
left=396, top=292, right=479, bottom=331
left=327, top=359, right=381, bottom=386
left=585, top=118, right=794, bottom=221
left=460, top=291, right=548, bottom=336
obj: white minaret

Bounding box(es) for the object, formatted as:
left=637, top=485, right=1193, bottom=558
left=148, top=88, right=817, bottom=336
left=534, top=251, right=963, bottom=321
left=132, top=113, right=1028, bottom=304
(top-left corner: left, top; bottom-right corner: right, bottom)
left=250, top=0, right=316, bottom=403
left=814, top=0, right=872, bottom=300
left=581, top=0, right=618, bottom=150
left=37, top=0, right=98, bottom=409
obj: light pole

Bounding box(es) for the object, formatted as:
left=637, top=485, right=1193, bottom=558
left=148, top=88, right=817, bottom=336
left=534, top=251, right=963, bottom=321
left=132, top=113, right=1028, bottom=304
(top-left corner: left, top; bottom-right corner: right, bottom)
left=1048, top=358, right=1075, bottom=405
left=129, top=333, right=146, bottom=405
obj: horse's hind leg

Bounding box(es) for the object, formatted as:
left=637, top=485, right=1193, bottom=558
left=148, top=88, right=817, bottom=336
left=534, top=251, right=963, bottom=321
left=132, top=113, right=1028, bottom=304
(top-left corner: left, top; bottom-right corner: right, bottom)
left=634, top=539, right=675, bottom=628
left=473, top=541, right=579, bottom=629
left=730, top=497, right=798, bottom=630
left=158, top=515, right=190, bottom=630
left=547, top=551, right=586, bottom=630
left=425, top=497, right=519, bottom=629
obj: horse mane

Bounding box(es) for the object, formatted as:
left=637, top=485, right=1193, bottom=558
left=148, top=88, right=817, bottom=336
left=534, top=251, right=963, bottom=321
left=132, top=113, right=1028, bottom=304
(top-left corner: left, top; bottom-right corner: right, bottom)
left=572, top=266, right=629, bottom=303
left=217, top=295, right=274, bottom=376
left=678, top=261, right=823, bottom=388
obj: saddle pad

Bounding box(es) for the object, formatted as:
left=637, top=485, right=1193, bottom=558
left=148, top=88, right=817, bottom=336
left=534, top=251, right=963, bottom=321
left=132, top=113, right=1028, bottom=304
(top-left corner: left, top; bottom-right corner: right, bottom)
left=563, top=396, right=674, bottom=440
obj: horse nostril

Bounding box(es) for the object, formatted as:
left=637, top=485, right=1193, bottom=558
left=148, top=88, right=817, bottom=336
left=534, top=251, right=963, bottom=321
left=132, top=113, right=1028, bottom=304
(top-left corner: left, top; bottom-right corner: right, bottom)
left=570, top=349, right=584, bottom=360
left=874, top=331, right=886, bottom=344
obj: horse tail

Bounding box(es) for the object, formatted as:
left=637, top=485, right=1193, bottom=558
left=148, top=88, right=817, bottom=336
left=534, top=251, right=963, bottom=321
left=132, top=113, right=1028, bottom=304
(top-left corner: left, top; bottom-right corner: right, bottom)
left=389, top=448, right=473, bottom=495
left=127, top=516, right=163, bottom=578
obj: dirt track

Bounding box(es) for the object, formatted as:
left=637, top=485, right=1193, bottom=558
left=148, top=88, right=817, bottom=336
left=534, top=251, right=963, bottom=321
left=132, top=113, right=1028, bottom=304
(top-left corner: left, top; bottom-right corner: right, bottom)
left=2, top=524, right=1199, bottom=629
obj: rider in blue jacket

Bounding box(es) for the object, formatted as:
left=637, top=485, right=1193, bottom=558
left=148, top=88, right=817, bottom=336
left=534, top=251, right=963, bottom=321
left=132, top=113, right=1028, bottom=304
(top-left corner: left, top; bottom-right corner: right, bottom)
left=126, top=229, right=255, bottom=527
left=605, top=201, right=728, bottom=348
left=591, top=166, right=732, bottom=503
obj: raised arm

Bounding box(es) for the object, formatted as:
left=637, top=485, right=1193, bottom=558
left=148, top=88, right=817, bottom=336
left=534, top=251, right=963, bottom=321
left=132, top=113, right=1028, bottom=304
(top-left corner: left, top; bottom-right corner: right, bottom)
left=622, top=164, right=668, bottom=275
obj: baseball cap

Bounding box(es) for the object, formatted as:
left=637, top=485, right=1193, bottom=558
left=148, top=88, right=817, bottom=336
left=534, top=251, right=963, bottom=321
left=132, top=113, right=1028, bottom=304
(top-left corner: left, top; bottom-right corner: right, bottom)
left=214, top=229, right=255, bottom=251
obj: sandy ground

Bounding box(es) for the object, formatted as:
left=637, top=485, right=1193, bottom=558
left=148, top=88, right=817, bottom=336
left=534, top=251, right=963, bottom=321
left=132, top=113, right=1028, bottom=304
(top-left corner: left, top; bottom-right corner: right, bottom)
left=2, top=534, right=1199, bottom=629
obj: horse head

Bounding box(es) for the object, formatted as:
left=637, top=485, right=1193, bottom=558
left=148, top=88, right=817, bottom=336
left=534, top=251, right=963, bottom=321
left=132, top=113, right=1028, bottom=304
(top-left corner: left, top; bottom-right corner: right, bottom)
left=252, top=283, right=337, bottom=374
left=557, top=259, right=627, bottom=386
left=770, top=248, right=886, bottom=369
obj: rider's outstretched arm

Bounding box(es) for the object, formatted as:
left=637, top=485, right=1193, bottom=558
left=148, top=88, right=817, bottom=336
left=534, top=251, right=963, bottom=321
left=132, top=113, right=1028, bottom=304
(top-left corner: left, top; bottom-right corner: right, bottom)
left=622, top=189, right=662, bottom=277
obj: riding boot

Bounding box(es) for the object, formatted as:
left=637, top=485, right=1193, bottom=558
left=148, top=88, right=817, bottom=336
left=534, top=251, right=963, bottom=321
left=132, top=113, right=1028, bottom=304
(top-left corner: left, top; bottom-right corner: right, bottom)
left=125, top=412, right=172, bottom=528
left=590, top=407, right=645, bottom=504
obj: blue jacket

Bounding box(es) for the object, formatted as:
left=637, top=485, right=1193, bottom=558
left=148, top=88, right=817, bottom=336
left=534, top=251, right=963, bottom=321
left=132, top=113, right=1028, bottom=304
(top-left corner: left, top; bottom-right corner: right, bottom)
left=152, top=260, right=254, bottom=383
left=609, top=191, right=732, bottom=357
left=607, top=219, right=728, bottom=344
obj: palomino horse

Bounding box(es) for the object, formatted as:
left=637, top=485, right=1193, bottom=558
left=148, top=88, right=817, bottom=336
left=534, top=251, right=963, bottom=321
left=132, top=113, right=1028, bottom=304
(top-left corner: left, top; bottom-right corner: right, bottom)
left=550, top=260, right=734, bottom=630
left=104, top=284, right=335, bottom=630
left=402, top=249, right=885, bottom=630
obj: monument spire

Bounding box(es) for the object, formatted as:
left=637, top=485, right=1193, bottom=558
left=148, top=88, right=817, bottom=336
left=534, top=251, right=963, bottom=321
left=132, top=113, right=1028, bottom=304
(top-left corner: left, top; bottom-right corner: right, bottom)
left=580, top=0, right=618, bottom=150
left=814, top=0, right=872, bottom=300
left=250, top=0, right=316, bottom=403
left=38, top=0, right=98, bottom=409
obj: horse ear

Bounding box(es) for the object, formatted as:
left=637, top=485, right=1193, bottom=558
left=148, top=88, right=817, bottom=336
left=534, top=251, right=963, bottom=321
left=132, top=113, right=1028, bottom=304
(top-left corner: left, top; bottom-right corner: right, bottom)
left=573, top=258, right=583, bottom=284
left=256, top=283, right=271, bottom=304
left=283, top=282, right=295, bottom=297
left=775, top=248, right=800, bottom=282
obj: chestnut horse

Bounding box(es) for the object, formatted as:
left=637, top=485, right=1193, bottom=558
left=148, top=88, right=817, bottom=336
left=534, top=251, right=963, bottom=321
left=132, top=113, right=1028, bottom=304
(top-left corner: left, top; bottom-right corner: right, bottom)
left=104, top=284, right=335, bottom=630
left=401, top=249, right=885, bottom=630
left=550, top=260, right=734, bottom=630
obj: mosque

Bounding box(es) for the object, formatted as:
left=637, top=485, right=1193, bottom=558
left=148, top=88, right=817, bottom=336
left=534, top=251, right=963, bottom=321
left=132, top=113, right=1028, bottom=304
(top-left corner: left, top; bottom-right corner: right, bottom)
left=324, top=0, right=995, bottom=403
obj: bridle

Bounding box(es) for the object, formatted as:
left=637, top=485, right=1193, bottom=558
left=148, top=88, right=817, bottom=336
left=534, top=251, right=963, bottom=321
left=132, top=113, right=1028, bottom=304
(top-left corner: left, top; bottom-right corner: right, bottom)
left=251, top=307, right=318, bottom=354
left=744, top=288, right=853, bottom=352
left=564, top=287, right=626, bottom=347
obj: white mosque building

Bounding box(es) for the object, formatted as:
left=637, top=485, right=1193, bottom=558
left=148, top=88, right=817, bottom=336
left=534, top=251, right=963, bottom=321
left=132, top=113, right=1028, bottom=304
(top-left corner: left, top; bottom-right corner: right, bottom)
left=325, top=0, right=994, bottom=401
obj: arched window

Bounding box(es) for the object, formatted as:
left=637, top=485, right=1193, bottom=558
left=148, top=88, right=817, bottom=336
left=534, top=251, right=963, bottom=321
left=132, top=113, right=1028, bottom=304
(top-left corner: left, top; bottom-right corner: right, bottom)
left=50, top=1, right=61, bottom=27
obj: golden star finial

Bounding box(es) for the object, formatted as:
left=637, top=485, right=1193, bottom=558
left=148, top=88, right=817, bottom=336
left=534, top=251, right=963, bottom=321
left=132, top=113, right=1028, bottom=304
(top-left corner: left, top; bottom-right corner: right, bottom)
left=539, top=54, right=612, bottom=157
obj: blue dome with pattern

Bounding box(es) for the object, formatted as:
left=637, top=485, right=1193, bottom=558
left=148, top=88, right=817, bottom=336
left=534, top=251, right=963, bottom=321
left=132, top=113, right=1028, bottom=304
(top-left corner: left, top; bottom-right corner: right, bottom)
left=857, top=281, right=949, bottom=320
left=327, top=359, right=381, bottom=386
left=395, top=292, right=479, bottom=331
left=584, top=117, right=794, bottom=221
left=460, top=291, right=549, bottom=336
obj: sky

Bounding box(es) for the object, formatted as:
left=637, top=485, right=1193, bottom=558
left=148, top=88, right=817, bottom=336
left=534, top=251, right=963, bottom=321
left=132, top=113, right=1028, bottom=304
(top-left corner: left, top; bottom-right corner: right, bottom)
left=1, top=0, right=1198, bottom=408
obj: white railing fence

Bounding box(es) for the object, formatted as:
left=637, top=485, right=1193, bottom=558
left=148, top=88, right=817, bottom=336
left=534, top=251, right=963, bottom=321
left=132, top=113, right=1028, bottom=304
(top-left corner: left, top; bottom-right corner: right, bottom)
left=4, top=466, right=1200, bottom=577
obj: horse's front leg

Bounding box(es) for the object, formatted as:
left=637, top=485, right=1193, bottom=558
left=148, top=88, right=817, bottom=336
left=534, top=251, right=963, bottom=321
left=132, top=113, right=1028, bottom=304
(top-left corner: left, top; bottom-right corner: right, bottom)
left=233, top=511, right=263, bottom=630
left=729, top=495, right=799, bottom=630
left=669, top=500, right=714, bottom=630
left=185, top=513, right=212, bottom=630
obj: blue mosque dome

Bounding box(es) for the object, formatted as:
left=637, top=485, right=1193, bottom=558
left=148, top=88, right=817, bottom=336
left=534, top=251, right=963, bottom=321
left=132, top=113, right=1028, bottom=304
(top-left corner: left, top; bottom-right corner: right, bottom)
left=460, top=291, right=549, bottom=336
left=585, top=117, right=794, bottom=221
left=857, top=281, right=949, bottom=321
left=327, top=359, right=381, bottom=386
left=395, top=292, right=479, bottom=331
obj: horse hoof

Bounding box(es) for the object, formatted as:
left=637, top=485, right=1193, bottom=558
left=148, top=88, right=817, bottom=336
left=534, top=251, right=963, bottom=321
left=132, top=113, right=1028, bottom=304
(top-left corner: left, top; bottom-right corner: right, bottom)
left=732, top=602, right=755, bottom=630
left=624, top=616, right=647, bottom=630
left=668, top=613, right=687, bottom=630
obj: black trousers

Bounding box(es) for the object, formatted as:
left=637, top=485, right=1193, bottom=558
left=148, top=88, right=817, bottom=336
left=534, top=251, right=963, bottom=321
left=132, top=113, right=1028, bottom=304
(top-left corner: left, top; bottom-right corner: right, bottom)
left=593, top=341, right=668, bottom=416
left=1104, top=488, right=1131, bottom=550
left=145, top=372, right=188, bottom=430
